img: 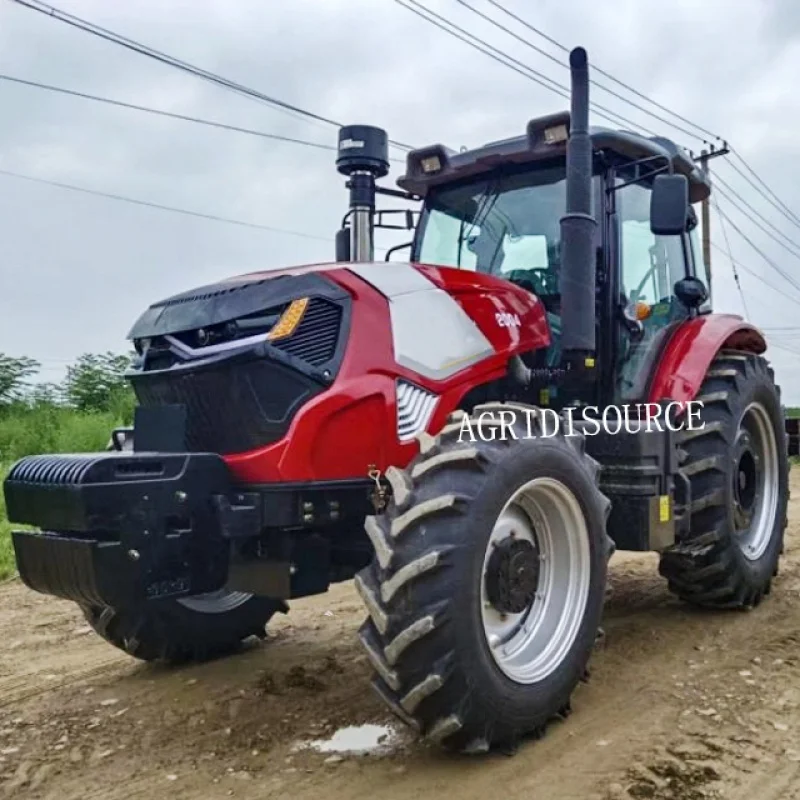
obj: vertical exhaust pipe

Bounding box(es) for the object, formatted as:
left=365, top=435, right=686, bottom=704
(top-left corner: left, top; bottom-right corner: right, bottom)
left=337, top=125, right=390, bottom=262
left=558, top=47, right=596, bottom=365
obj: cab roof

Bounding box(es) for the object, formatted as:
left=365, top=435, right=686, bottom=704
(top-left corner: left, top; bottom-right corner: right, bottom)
left=396, top=110, right=711, bottom=204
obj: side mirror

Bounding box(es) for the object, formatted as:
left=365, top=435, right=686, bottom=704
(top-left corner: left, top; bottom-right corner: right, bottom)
left=650, top=173, right=689, bottom=236
left=335, top=228, right=351, bottom=262
left=674, top=276, right=708, bottom=309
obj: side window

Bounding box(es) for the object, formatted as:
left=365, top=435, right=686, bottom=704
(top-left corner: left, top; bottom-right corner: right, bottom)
left=615, top=180, right=690, bottom=400
left=688, top=217, right=712, bottom=307
left=417, top=210, right=477, bottom=270
left=618, top=182, right=686, bottom=306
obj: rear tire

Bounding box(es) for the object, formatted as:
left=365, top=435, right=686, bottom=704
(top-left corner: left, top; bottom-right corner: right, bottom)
left=81, top=592, right=286, bottom=663
left=355, top=402, right=612, bottom=752
left=658, top=351, right=789, bottom=608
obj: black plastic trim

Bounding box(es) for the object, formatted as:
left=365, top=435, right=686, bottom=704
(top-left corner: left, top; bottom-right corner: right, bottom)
left=128, top=272, right=350, bottom=340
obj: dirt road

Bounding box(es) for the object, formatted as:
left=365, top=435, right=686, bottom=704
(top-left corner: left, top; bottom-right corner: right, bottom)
left=3, top=474, right=800, bottom=800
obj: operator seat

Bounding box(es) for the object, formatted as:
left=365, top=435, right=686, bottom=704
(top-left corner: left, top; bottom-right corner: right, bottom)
left=470, top=230, right=562, bottom=368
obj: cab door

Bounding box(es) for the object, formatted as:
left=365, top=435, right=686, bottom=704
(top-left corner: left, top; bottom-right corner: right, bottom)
left=612, top=174, right=695, bottom=402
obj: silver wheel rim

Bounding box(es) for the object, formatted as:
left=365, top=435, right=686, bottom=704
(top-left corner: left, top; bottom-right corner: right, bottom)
left=177, top=589, right=253, bottom=614
left=734, top=401, right=779, bottom=561
left=480, top=477, right=592, bottom=684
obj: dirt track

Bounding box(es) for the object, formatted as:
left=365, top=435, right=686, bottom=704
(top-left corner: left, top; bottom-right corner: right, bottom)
left=3, top=474, right=800, bottom=800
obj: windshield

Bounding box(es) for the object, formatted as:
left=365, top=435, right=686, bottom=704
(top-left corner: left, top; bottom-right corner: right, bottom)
left=413, top=163, right=582, bottom=298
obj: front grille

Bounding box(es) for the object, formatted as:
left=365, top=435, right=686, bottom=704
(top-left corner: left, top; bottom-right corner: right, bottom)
left=131, top=357, right=322, bottom=454
left=273, top=299, right=342, bottom=366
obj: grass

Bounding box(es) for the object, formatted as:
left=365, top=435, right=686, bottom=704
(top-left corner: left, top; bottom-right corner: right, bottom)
left=0, top=405, right=126, bottom=580
left=0, top=472, right=14, bottom=581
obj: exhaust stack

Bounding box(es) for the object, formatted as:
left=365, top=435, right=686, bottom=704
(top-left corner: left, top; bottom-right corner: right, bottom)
left=558, top=47, right=596, bottom=364
left=336, top=125, right=389, bottom=262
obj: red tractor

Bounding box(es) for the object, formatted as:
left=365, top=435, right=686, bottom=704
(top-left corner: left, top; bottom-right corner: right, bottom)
left=4, top=48, right=789, bottom=753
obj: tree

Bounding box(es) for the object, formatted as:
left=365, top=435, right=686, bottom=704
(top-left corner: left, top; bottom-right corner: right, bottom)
left=0, top=354, right=40, bottom=406
left=64, top=352, right=135, bottom=414
left=28, top=381, right=67, bottom=407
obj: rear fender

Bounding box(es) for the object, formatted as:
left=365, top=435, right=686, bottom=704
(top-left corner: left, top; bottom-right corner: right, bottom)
left=646, top=314, right=766, bottom=405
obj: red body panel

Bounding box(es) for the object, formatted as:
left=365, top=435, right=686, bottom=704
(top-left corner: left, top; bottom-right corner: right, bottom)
left=647, top=314, right=766, bottom=404
left=224, top=263, right=550, bottom=484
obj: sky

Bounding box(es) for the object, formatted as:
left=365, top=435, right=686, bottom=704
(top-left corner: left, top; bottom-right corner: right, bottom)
left=2, top=0, right=800, bottom=398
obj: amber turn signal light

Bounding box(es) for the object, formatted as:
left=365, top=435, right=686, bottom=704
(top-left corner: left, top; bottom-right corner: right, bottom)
left=267, top=297, right=309, bottom=341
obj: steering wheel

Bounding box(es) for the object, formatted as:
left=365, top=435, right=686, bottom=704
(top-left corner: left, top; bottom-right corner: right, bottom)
left=628, top=264, right=659, bottom=305
left=505, top=268, right=556, bottom=296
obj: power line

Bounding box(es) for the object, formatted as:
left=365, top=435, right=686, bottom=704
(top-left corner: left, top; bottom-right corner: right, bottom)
left=482, top=0, right=722, bottom=143
left=464, top=0, right=800, bottom=232
left=393, top=0, right=658, bottom=136
left=714, top=205, right=800, bottom=296
left=0, top=72, right=407, bottom=164
left=0, top=74, right=338, bottom=151
left=712, top=194, right=749, bottom=320
left=449, top=0, right=710, bottom=145
left=709, top=242, right=800, bottom=308
left=0, top=168, right=332, bottom=242
left=768, top=341, right=800, bottom=358
left=713, top=168, right=800, bottom=244
left=727, top=148, right=800, bottom=230
left=8, top=0, right=414, bottom=152
left=713, top=184, right=800, bottom=264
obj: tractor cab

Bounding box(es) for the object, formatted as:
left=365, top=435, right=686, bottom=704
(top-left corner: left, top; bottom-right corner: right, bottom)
left=397, top=116, right=712, bottom=407
left=334, top=97, right=712, bottom=411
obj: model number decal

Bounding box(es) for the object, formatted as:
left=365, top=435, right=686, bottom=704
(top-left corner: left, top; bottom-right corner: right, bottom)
left=495, top=311, right=521, bottom=328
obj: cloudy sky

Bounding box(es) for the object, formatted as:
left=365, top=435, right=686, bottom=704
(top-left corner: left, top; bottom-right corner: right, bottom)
left=2, top=0, right=800, bottom=399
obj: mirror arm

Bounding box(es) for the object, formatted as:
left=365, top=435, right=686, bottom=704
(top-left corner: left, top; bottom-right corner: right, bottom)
left=385, top=241, right=413, bottom=261
left=608, top=163, right=671, bottom=193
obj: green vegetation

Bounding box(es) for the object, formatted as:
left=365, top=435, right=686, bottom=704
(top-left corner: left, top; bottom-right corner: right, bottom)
left=0, top=352, right=135, bottom=579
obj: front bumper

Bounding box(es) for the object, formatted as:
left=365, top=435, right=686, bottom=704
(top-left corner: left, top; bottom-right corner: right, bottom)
left=4, top=450, right=374, bottom=607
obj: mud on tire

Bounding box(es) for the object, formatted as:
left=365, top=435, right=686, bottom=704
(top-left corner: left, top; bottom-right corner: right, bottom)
left=659, top=350, right=789, bottom=609
left=82, top=593, right=286, bottom=663
left=355, top=402, right=612, bottom=752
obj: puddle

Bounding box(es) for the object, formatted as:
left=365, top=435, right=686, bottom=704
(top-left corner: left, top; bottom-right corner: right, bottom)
left=293, top=723, right=399, bottom=756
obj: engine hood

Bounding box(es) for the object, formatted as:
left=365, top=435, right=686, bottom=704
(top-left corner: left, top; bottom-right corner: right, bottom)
left=127, top=260, right=544, bottom=351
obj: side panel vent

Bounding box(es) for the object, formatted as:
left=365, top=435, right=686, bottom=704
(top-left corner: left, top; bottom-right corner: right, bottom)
left=396, top=380, right=438, bottom=442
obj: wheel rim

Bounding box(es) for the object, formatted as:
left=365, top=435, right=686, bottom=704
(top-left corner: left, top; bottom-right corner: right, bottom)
left=480, top=477, right=592, bottom=684
left=177, top=589, right=253, bottom=614
left=733, top=401, right=779, bottom=561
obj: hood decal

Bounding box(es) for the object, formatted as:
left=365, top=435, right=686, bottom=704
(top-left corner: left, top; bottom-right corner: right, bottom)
left=347, top=262, right=496, bottom=381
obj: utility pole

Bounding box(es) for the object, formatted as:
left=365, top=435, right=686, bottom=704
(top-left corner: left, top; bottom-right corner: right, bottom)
left=696, top=142, right=731, bottom=280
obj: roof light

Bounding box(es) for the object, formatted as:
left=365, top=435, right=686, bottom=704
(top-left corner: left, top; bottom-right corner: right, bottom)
left=267, top=297, right=309, bottom=341
left=420, top=155, right=442, bottom=174
left=543, top=124, right=568, bottom=144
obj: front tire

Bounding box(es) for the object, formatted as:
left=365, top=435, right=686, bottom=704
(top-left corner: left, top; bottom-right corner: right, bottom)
left=659, top=351, right=789, bottom=608
left=355, top=402, right=612, bottom=752
left=81, top=591, right=286, bottom=663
